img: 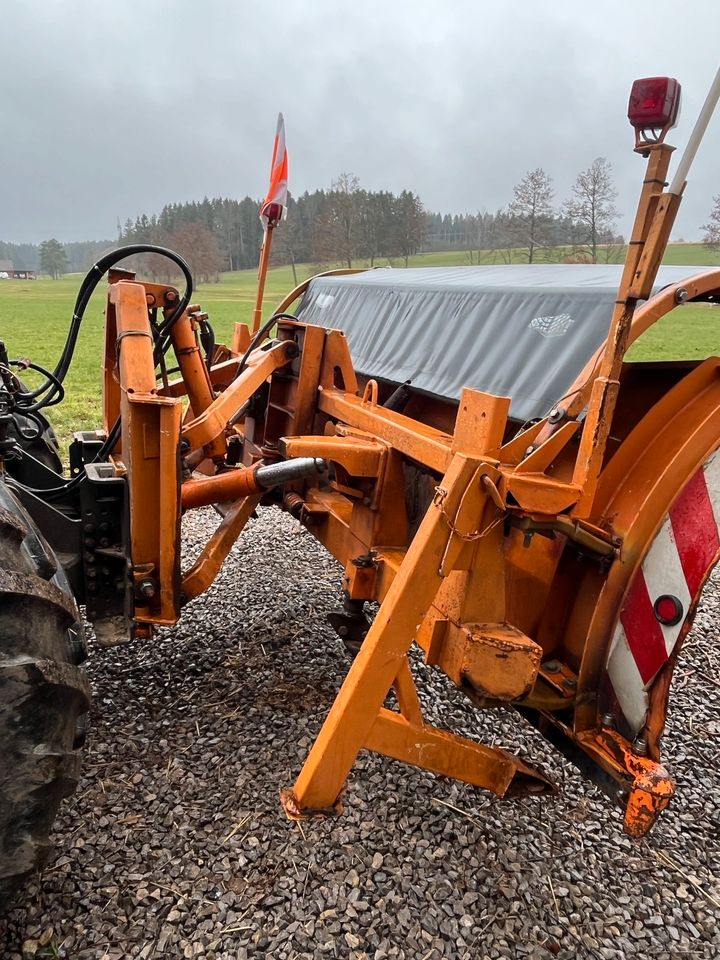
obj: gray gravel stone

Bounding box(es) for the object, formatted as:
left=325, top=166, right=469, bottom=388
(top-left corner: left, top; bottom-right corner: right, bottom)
left=1, top=506, right=718, bottom=959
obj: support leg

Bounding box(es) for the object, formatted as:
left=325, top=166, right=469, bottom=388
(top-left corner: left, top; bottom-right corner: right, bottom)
left=282, top=455, right=480, bottom=814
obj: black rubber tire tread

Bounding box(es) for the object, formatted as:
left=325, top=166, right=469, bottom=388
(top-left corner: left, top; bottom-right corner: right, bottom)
left=0, top=489, right=90, bottom=908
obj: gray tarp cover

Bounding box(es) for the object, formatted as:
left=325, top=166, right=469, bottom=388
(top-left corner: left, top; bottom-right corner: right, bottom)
left=296, top=264, right=707, bottom=423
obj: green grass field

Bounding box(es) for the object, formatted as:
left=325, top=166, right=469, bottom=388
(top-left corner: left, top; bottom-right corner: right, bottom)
left=0, top=243, right=718, bottom=450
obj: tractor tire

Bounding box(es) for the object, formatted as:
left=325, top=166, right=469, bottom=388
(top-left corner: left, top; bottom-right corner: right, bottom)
left=0, top=483, right=90, bottom=909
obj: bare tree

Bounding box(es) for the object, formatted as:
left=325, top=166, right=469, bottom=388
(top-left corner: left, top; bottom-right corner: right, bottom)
left=702, top=195, right=720, bottom=250
left=150, top=222, right=224, bottom=283
left=313, top=173, right=361, bottom=268
left=508, top=168, right=555, bottom=263
left=564, top=157, right=618, bottom=263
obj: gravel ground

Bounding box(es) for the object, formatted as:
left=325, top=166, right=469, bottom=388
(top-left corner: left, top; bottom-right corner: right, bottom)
left=2, top=507, right=719, bottom=959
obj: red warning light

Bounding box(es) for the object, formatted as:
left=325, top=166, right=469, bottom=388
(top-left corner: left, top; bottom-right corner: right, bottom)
left=628, top=77, right=681, bottom=130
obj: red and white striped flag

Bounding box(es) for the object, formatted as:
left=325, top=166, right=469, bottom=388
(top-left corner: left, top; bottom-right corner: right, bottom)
left=260, top=113, right=288, bottom=227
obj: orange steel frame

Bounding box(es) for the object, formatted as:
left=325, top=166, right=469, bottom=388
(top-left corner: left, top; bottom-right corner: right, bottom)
left=99, top=134, right=720, bottom=837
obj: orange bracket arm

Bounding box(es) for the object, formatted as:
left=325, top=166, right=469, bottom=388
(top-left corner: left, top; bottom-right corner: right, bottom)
left=181, top=340, right=297, bottom=451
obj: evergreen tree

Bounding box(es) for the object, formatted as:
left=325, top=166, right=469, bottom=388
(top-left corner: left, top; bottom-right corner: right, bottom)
left=39, top=238, right=68, bottom=279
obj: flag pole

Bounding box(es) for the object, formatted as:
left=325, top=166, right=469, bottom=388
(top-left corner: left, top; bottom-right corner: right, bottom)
left=253, top=112, right=288, bottom=336
left=252, top=222, right=275, bottom=334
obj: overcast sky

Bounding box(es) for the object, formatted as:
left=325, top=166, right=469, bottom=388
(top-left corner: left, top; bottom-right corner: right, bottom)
left=2, top=0, right=719, bottom=244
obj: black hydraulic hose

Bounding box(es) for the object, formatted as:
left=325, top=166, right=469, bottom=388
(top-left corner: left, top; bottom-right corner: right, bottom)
left=236, top=312, right=299, bottom=377
left=26, top=244, right=193, bottom=409
left=8, top=245, right=192, bottom=498
left=8, top=359, right=65, bottom=413
left=199, top=317, right=216, bottom=365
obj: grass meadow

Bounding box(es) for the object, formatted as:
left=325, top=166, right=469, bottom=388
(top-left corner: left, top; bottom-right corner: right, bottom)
left=0, top=244, right=718, bottom=449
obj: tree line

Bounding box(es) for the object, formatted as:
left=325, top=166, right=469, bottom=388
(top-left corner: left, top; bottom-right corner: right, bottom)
left=117, top=175, right=426, bottom=281
left=8, top=155, right=720, bottom=280
left=429, top=158, right=622, bottom=265
left=115, top=160, right=622, bottom=279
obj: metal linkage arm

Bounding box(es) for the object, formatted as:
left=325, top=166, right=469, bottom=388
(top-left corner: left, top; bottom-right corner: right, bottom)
left=181, top=341, right=298, bottom=452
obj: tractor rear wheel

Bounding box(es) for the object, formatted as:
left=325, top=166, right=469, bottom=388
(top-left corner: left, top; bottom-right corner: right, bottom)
left=0, top=484, right=90, bottom=907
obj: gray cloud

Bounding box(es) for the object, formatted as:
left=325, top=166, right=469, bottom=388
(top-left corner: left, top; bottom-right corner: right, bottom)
left=2, top=0, right=719, bottom=243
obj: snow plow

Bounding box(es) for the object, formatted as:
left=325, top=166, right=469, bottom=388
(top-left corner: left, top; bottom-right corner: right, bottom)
left=2, top=73, right=720, bottom=901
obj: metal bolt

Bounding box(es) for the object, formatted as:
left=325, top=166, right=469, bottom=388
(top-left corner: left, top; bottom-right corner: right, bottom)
left=675, top=287, right=689, bottom=304
left=562, top=677, right=577, bottom=689
left=548, top=406, right=566, bottom=425
left=601, top=712, right=615, bottom=729
left=524, top=445, right=536, bottom=458
left=543, top=660, right=561, bottom=673
left=632, top=736, right=648, bottom=756
left=138, top=578, right=156, bottom=599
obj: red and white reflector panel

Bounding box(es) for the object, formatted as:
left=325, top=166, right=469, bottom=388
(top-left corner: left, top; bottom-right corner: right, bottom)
left=628, top=77, right=681, bottom=130
left=606, top=448, right=720, bottom=733
left=260, top=113, right=289, bottom=228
